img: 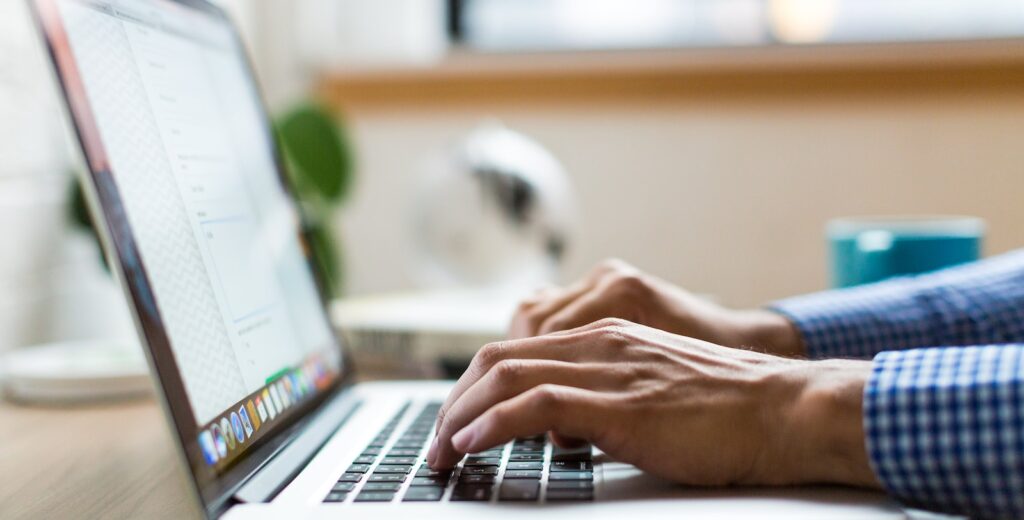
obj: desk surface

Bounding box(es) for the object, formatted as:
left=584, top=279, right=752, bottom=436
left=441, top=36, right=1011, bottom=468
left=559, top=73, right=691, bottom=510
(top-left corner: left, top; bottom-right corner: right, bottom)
left=2, top=397, right=916, bottom=520
left=0, top=398, right=202, bottom=520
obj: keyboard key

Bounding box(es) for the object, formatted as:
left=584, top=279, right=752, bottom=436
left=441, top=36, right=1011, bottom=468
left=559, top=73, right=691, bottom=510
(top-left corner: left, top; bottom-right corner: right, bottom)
left=411, top=476, right=449, bottom=486
left=361, top=447, right=382, bottom=456
left=546, top=489, right=594, bottom=501
left=464, top=457, right=501, bottom=467
left=551, top=461, right=593, bottom=472
left=382, top=456, right=417, bottom=465
left=512, top=438, right=544, bottom=446
left=470, top=449, right=504, bottom=458
left=504, top=469, right=542, bottom=479
left=457, top=473, right=496, bottom=485
left=416, top=467, right=452, bottom=478
left=548, top=471, right=593, bottom=481
left=460, top=466, right=498, bottom=476
left=393, top=440, right=425, bottom=448
left=499, top=479, right=540, bottom=501
left=510, top=445, right=544, bottom=454
left=548, top=480, right=594, bottom=490
left=337, top=473, right=363, bottom=483
left=362, top=482, right=402, bottom=491
left=368, top=473, right=406, bottom=482
left=506, top=461, right=543, bottom=471
left=355, top=491, right=395, bottom=502
left=451, top=485, right=492, bottom=501
left=332, top=482, right=357, bottom=492
left=374, top=465, right=412, bottom=474
left=508, top=454, right=543, bottom=462
left=551, top=446, right=592, bottom=462
left=346, top=464, right=372, bottom=473
left=388, top=449, right=420, bottom=457
left=403, top=487, right=444, bottom=502
left=324, top=491, right=348, bottom=502
left=353, top=455, right=377, bottom=464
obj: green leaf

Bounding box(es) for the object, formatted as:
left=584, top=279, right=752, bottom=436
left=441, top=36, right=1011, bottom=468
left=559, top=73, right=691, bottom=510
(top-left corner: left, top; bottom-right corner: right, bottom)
left=276, top=102, right=354, bottom=204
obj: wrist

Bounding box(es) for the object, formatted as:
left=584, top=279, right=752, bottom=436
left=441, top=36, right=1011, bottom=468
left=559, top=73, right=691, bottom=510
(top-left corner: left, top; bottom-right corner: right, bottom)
left=732, top=309, right=806, bottom=357
left=780, top=359, right=880, bottom=488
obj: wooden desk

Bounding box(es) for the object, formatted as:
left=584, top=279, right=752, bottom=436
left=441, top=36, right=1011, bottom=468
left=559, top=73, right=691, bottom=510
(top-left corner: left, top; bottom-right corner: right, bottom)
left=0, top=398, right=202, bottom=520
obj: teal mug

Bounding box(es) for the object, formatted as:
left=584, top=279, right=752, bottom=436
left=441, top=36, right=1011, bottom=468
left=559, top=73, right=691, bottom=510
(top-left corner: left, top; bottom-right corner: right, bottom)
left=827, top=216, right=984, bottom=288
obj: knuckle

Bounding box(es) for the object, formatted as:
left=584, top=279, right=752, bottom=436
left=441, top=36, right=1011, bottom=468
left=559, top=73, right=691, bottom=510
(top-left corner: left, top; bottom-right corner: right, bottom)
left=593, top=317, right=629, bottom=329
left=530, top=384, right=564, bottom=410
left=586, top=324, right=631, bottom=348
left=477, top=341, right=510, bottom=366
left=491, top=359, right=524, bottom=381
left=609, top=272, right=649, bottom=295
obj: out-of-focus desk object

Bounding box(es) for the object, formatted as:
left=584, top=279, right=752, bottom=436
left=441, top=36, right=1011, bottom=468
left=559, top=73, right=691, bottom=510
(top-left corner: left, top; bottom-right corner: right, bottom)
left=331, top=289, right=517, bottom=378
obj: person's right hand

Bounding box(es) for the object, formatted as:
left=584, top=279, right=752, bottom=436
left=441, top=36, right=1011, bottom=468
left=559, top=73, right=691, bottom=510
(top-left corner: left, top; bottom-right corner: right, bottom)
left=509, top=259, right=805, bottom=357
left=427, top=318, right=878, bottom=489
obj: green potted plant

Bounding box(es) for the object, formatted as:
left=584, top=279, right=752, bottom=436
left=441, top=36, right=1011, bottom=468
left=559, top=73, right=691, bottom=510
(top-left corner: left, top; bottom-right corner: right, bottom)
left=275, top=102, right=355, bottom=298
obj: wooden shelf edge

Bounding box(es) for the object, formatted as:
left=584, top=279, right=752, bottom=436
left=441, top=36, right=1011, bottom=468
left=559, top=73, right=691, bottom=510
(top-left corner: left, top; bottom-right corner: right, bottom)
left=316, top=40, right=1024, bottom=109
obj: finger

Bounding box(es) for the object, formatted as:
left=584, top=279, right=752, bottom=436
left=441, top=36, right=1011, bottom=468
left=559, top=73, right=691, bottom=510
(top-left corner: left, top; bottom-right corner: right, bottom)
left=516, top=285, right=559, bottom=307
left=431, top=360, right=626, bottom=468
left=434, top=321, right=628, bottom=434
left=537, top=286, right=625, bottom=336
left=508, top=281, right=593, bottom=339
left=508, top=261, right=627, bottom=339
left=449, top=385, right=610, bottom=456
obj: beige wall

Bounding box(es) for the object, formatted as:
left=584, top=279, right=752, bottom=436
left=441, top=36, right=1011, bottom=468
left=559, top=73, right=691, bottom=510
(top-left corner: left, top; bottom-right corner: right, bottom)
left=333, top=84, right=1024, bottom=307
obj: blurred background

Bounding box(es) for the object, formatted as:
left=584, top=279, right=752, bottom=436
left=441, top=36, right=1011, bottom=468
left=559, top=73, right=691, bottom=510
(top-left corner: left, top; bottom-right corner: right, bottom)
left=2, top=0, right=1024, bottom=373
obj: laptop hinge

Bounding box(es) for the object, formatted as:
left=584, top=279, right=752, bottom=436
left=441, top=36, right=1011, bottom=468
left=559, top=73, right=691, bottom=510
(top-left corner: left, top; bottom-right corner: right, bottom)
left=233, top=390, right=363, bottom=504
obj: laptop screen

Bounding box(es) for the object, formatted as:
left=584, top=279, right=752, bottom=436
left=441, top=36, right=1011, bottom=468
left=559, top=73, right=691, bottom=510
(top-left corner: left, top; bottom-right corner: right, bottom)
left=32, top=0, right=346, bottom=504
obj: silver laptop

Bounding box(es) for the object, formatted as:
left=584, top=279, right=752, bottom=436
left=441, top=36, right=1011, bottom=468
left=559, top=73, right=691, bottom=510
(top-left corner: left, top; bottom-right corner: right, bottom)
left=30, top=1, right=901, bottom=518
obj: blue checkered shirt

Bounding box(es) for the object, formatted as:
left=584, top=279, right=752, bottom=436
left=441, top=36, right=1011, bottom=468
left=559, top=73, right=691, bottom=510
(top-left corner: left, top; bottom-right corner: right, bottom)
left=773, top=250, right=1024, bottom=519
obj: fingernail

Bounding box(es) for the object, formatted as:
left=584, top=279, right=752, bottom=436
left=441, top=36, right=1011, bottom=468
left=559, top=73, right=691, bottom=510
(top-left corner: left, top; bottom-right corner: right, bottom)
left=451, top=426, right=475, bottom=452
left=426, top=437, right=438, bottom=465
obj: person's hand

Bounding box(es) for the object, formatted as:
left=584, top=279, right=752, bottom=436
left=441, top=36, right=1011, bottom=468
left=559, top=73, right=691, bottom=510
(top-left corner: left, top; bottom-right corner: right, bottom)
left=427, top=318, right=879, bottom=488
left=509, top=259, right=805, bottom=357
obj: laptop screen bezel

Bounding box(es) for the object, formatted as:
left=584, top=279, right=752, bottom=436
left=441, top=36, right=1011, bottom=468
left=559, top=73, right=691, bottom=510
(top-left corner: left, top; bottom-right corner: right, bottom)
left=27, top=0, right=356, bottom=514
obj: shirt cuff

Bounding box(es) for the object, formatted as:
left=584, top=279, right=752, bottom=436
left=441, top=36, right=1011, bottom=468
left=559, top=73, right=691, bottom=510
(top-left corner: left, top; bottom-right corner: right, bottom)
left=770, top=278, right=938, bottom=360
left=863, top=345, right=1024, bottom=519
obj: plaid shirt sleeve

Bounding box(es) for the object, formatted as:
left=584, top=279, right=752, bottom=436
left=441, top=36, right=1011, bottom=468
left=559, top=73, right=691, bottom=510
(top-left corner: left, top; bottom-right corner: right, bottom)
left=771, top=249, right=1024, bottom=360
left=865, top=345, right=1024, bottom=519
left=770, top=250, right=1024, bottom=519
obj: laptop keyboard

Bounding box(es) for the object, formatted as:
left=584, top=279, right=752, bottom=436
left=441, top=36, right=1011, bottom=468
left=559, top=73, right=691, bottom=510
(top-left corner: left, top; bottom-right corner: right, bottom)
left=323, top=401, right=594, bottom=504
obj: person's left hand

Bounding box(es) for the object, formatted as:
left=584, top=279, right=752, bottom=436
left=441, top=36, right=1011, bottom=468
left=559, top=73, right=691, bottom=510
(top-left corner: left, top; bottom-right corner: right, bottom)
left=426, top=318, right=879, bottom=488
